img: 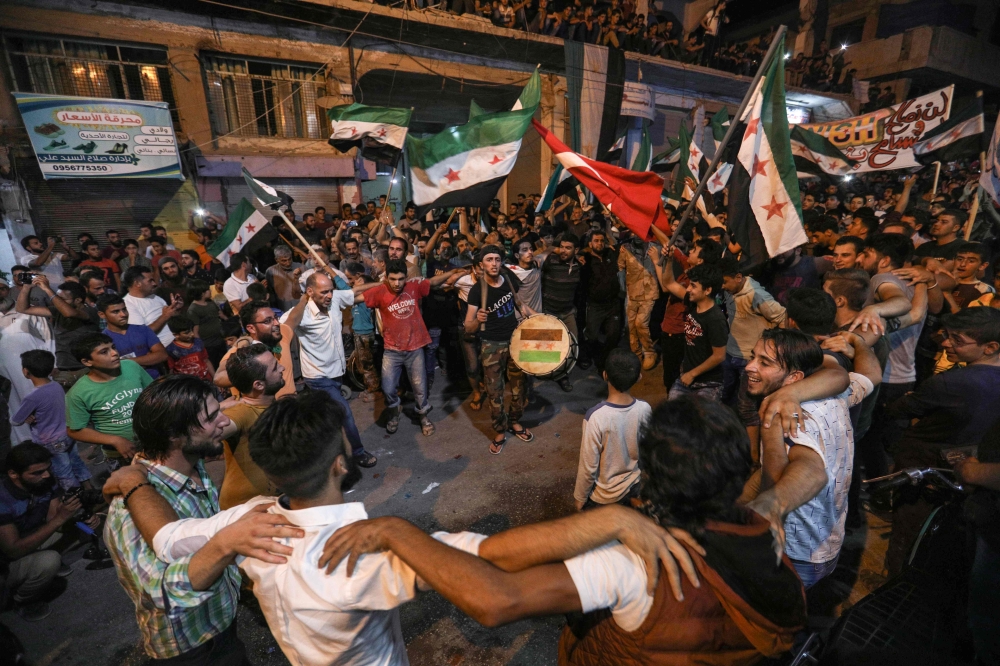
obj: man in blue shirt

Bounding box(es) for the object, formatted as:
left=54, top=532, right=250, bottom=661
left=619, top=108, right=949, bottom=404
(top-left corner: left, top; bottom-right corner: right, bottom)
left=96, top=295, right=167, bottom=378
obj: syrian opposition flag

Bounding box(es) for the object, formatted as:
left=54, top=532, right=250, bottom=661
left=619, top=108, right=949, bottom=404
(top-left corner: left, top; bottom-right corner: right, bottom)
left=651, top=136, right=681, bottom=173
left=981, top=109, right=1000, bottom=206
left=706, top=162, right=733, bottom=194
left=208, top=198, right=278, bottom=268
left=913, top=96, right=985, bottom=165
left=601, top=133, right=627, bottom=164
left=630, top=122, right=652, bottom=172
left=406, top=70, right=540, bottom=215
left=710, top=107, right=730, bottom=152
left=537, top=164, right=578, bottom=212
left=327, top=103, right=411, bottom=165
left=533, top=119, right=669, bottom=239
left=242, top=167, right=293, bottom=210
left=727, top=35, right=808, bottom=268
left=789, top=125, right=857, bottom=177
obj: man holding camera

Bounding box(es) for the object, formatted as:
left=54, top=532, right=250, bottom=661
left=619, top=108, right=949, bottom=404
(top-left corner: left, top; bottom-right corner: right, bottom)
left=18, top=235, right=76, bottom=287
left=0, top=443, right=100, bottom=621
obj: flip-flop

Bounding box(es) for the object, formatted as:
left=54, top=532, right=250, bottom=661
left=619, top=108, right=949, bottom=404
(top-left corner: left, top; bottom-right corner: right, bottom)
left=489, top=435, right=506, bottom=455
left=510, top=424, right=534, bottom=442
left=469, top=392, right=484, bottom=411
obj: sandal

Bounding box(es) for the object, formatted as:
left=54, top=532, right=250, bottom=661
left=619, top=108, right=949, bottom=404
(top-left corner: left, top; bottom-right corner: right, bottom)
left=489, top=434, right=506, bottom=455
left=469, top=390, right=484, bottom=411
left=510, top=424, right=534, bottom=442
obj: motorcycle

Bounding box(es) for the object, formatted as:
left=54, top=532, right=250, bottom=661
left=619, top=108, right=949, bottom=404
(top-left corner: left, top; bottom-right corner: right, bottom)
left=789, top=467, right=975, bottom=666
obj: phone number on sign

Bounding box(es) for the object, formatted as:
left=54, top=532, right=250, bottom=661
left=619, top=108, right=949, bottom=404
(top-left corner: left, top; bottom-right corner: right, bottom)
left=47, top=164, right=113, bottom=173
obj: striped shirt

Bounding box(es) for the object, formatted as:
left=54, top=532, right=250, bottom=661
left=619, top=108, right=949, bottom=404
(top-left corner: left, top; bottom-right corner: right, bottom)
left=105, top=459, right=239, bottom=659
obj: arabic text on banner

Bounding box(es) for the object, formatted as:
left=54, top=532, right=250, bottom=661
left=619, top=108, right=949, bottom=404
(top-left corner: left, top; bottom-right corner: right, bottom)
left=797, top=85, right=953, bottom=172
left=12, top=93, right=183, bottom=180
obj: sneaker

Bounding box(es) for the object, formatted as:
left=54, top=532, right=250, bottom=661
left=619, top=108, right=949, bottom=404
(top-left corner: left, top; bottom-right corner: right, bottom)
left=44, top=139, right=67, bottom=150
left=420, top=415, right=435, bottom=436
left=557, top=377, right=573, bottom=392
left=57, top=563, right=73, bottom=578
left=386, top=408, right=400, bottom=434
left=17, top=601, right=51, bottom=622
left=354, top=451, right=377, bottom=468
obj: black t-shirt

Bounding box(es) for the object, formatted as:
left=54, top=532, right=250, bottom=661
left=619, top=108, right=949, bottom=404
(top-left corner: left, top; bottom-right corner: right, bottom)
left=913, top=238, right=965, bottom=262
left=467, top=276, right=520, bottom=342
left=422, top=259, right=459, bottom=328
left=681, top=301, right=729, bottom=382
left=50, top=305, right=101, bottom=370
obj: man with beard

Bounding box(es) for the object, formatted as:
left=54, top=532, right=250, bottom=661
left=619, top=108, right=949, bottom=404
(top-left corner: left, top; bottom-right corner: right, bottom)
left=101, top=375, right=303, bottom=665
left=65, top=333, right=154, bottom=463
left=1, top=276, right=55, bottom=446
left=215, top=301, right=295, bottom=399
left=281, top=273, right=383, bottom=466
left=155, top=257, right=187, bottom=306
left=180, top=250, right=213, bottom=284
left=580, top=230, right=622, bottom=371
left=0, top=443, right=100, bottom=621
left=102, top=229, right=125, bottom=262
left=264, top=246, right=303, bottom=312
left=217, top=345, right=285, bottom=509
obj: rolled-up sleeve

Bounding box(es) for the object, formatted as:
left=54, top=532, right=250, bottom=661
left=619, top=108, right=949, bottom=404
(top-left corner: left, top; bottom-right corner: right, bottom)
left=159, top=555, right=226, bottom=610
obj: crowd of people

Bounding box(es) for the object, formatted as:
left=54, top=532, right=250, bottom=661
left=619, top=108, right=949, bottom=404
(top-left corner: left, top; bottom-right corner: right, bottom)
left=1, top=155, right=999, bottom=664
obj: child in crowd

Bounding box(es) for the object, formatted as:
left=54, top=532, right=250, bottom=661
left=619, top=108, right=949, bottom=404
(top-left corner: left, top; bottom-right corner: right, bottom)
left=221, top=318, right=243, bottom=349
left=10, top=350, right=92, bottom=491
left=211, top=268, right=233, bottom=315
left=573, top=348, right=650, bottom=510
left=344, top=262, right=381, bottom=402
left=186, top=280, right=227, bottom=367
left=164, top=315, right=215, bottom=382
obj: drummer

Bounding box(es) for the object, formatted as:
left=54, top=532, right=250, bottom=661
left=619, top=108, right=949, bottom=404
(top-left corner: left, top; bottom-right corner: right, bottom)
left=465, top=245, right=538, bottom=454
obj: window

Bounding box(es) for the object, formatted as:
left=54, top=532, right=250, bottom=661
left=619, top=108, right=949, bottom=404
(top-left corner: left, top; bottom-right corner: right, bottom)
left=4, top=35, right=177, bottom=124
left=830, top=19, right=866, bottom=50
left=202, top=55, right=330, bottom=140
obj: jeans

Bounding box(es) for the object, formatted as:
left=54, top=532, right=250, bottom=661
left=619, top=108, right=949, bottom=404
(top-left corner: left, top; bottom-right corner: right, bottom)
left=303, top=377, right=366, bottom=455
left=458, top=326, right=481, bottom=387
left=382, top=349, right=430, bottom=415
left=424, top=327, right=441, bottom=386
left=790, top=555, right=839, bottom=589
left=48, top=440, right=92, bottom=490
left=721, top=354, right=748, bottom=406
left=668, top=378, right=723, bottom=402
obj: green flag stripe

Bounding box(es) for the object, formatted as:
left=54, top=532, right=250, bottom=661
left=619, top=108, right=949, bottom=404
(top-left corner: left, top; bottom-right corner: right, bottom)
left=326, top=104, right=412, bottom=126
left=759, top=36, right=803, bottom=225
left=789, top=126, right=852, bottom=161
left=518, top=350, right=563, bottom=363
left=208, top=198, right=256, bottom=257
left=406, top=70, right=540, bottom=168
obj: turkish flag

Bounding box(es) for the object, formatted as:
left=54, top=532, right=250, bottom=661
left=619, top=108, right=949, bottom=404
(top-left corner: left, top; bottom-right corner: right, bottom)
left=532, top=120, right=669, bottom=240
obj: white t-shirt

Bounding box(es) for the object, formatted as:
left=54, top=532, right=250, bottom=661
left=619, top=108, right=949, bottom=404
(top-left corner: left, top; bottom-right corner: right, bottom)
left=223, top=273, right=257, bottom=306
left=455, top=274, right=476, bottom=303
left=564, top=541, right=652, bottom=632
left=506, top=264, right=542, bottom=314
left=18, top=251, right=67, bottom=287
left=281, top=294, right=354, bottom=379
left=784, top=372, right=874, bottom=564
left=153, top=498, right=487, bottom=666
left=123, top=292, right=173, bottom=346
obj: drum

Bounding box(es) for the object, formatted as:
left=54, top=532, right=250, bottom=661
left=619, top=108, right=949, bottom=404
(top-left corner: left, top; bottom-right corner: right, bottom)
left=510, top=314, right=578, bottom=379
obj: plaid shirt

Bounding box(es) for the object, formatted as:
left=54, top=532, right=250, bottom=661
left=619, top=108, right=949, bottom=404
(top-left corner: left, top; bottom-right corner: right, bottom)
left=104, top=459, right=240, bottom=659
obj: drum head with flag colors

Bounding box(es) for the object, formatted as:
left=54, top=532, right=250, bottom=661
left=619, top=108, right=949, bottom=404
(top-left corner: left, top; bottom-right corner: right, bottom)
left=510, top=314, right=573, bottom=377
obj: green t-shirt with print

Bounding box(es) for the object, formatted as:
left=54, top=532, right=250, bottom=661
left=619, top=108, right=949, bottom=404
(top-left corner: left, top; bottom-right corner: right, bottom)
left=65, top=360, right=154, bottom=444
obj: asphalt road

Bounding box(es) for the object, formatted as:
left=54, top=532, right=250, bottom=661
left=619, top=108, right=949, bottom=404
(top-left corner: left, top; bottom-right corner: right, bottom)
left=0, top=355, right=889, bottom=666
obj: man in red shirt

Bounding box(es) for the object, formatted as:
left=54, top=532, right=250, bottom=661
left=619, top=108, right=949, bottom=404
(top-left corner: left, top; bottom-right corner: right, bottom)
left=78, top=240, right=121, bottom=292
left=364, top=259, right=466, bottom=436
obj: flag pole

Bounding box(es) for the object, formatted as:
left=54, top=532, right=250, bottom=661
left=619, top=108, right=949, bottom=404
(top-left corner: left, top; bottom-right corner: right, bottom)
left=667, top=24, right=788, bottom=249
left=275, top=209, right=334, bottom=274
left=930, top=161, right=941, bottom=199
left=965, top=186, right=981, bottom=240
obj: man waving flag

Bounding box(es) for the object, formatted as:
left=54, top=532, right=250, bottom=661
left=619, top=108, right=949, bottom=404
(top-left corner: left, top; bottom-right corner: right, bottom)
left=726, top=35, right=808, bottom=268
left=533, top=119, right=669, bottom=239
left=407, top=69, right=541, bottom=215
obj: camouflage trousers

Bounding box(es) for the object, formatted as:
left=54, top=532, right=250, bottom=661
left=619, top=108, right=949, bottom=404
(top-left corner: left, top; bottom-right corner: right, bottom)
left=353, top=333, right=381, bottom=393
left=480, top=340, right=527, bottom=434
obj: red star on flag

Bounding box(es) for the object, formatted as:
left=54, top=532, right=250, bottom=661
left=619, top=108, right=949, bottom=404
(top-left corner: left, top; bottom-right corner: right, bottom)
left=690, top=145, right=702, bottom=160
left=227, top=249, right=235, bottom=256
left=761, top=195, right=787, bottom=220
left=488, top=154, right=503, bottom=165
left=246, top=223, right=256, bottom=233
left=444, top=168, right=461, bottom=184
left=744, top=116, right=761, bottom=141
left=750, top=155, right=770, bottom=178
left=711, top=173, right=724, bottom=188
left=345, top=126, right=357, bottom=136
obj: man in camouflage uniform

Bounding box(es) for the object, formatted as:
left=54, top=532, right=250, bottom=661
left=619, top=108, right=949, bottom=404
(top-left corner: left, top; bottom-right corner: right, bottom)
left=464, top=245, right=537, bottom=455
